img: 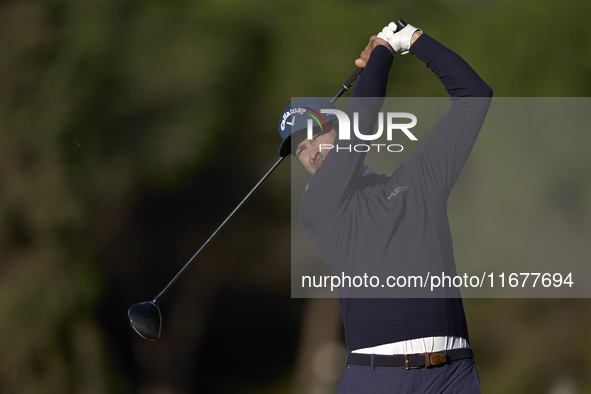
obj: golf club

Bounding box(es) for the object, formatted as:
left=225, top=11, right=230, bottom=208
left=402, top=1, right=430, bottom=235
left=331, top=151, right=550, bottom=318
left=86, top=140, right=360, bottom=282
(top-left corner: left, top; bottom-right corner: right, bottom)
left=128, top=20, right=407, bottom=341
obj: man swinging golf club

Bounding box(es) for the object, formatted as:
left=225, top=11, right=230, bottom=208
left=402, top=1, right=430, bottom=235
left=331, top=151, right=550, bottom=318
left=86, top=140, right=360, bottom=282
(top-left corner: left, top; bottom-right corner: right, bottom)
left=278, top=20, right=492, bottom=393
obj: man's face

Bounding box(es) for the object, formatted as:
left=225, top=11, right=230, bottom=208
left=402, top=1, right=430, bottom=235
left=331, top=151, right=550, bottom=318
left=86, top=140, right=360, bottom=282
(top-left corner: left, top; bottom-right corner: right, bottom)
left=294, top=129, right=337, bottom=175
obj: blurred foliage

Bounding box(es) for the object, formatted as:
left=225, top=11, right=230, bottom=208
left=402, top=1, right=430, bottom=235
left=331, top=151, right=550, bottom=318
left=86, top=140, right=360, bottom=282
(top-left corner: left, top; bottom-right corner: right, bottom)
left=1, top=0, right=590, bottom=392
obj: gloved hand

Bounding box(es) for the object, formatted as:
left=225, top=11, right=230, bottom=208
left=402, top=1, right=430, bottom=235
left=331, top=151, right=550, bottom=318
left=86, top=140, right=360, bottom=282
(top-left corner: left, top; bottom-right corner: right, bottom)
left=377, top=22, right=421, bottom=55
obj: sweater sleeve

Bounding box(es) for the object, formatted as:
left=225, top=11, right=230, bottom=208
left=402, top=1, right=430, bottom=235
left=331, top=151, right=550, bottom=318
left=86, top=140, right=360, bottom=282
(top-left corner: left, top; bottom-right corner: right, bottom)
left=300, top=45, right=393, bottom=231
left=402, top=34, right=493, bottom=196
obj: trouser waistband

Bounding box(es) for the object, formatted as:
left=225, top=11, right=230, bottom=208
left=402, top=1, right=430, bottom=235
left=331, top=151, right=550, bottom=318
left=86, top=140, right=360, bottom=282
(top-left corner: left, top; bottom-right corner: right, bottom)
left=347, top=348, right=474, bottom=369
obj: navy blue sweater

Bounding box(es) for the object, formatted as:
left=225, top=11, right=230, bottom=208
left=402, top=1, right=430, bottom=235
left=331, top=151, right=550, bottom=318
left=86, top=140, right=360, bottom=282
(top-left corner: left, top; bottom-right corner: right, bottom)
left=299, top=34, right=493, bottom=352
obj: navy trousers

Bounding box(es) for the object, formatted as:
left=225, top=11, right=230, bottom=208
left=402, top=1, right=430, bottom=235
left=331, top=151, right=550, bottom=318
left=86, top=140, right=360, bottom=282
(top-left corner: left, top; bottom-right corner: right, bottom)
left=337, top=358, right=480, bottom=394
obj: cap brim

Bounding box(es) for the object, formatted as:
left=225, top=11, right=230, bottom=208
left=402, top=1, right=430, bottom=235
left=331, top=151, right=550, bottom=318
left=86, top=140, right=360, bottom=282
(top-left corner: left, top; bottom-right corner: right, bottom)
left=279, top=135, right=292, bottom=157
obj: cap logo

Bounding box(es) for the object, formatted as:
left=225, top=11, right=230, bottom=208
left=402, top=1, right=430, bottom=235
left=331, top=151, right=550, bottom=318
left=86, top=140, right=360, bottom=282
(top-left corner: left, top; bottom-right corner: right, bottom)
left=281, top=107, right=306, bottom=131
left=280, top=107, right=330, bottom=132
left=304, top=107, right=329, bottom=132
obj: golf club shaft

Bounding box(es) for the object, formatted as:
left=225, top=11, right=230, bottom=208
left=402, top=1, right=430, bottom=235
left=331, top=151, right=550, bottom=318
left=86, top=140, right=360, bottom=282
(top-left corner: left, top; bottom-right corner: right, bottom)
left=152, top=156, right=285, bottom=304
left=151, top=19, right=408, bottom=305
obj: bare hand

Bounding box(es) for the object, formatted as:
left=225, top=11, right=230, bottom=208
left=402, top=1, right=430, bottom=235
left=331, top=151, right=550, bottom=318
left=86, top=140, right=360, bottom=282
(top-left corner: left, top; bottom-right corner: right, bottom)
left=355, top=36, right=393, bottom=68
left=410, top=30, right=423, bottom=47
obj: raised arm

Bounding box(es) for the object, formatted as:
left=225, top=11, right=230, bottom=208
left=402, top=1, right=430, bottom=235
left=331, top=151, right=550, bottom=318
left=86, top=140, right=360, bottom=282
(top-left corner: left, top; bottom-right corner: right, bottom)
left=397, top=33, right=493, bottom=196
left=300, top=38, right=394, bottom=230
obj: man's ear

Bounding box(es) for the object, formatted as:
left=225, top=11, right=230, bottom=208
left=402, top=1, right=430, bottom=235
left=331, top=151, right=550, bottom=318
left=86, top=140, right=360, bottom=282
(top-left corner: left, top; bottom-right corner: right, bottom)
left=290, top=130, right=308, bottom=156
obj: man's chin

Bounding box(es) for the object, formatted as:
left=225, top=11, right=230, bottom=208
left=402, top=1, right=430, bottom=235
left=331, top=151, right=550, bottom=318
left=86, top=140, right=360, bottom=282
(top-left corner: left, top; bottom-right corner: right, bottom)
left=315, top=157, right=326, bottom=171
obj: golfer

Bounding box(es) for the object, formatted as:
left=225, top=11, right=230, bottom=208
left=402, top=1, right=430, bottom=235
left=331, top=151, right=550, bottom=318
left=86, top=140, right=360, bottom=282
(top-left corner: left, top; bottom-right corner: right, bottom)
left=278, top=21, right=492, bottom=393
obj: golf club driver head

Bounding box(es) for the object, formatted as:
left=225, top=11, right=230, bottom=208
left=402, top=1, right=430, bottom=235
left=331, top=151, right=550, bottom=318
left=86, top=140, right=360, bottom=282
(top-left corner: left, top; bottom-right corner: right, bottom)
left=128, top=301, right=162, bottom=341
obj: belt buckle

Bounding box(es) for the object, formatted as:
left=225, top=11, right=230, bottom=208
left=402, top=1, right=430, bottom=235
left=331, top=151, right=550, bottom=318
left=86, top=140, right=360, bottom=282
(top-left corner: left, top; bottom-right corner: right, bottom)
left=403, top=355, right=421, bottom=370
left=405, top=353, right=447, bottom=370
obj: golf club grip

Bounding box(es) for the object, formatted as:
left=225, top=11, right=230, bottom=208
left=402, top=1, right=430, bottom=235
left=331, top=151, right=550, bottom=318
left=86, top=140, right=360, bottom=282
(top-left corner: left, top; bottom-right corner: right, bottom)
left=332, top=19, right=407, bottom=103
left=343, top=67, right=363, bottom=90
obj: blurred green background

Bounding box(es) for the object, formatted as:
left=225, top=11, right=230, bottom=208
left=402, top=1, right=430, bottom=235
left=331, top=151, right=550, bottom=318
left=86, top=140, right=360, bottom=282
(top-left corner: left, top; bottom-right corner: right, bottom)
left=1, top=0, right=590, bottom=393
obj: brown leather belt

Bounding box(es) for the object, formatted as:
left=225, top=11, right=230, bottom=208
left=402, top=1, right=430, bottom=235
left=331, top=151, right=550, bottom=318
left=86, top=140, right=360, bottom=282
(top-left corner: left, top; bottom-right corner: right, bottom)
left=347, top=348, right=474, bottom=370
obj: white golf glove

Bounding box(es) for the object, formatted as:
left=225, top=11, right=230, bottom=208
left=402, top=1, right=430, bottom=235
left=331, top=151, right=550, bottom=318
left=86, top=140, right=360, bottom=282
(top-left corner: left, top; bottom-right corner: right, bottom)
left=377, top=22, right=421, bottom=55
